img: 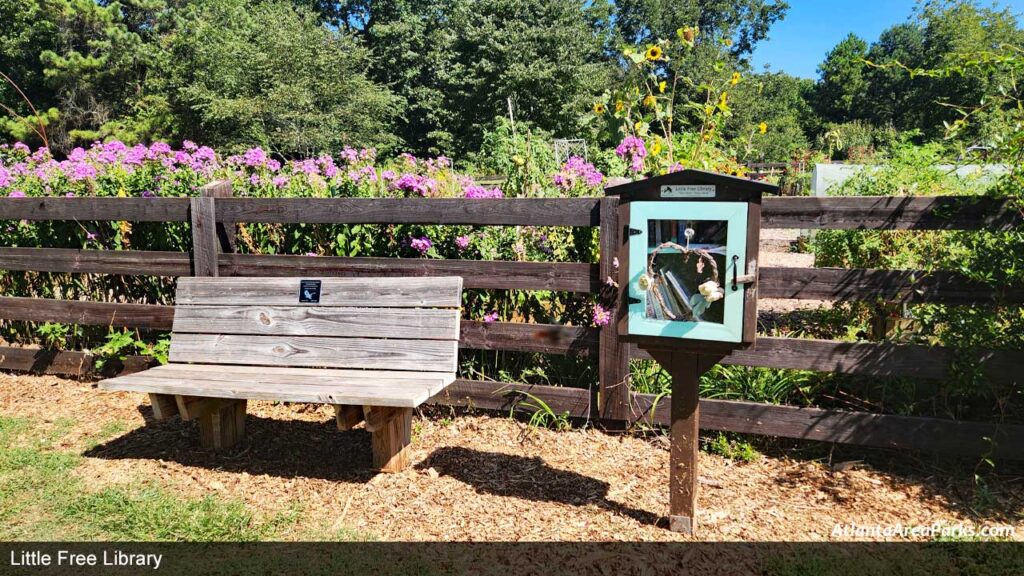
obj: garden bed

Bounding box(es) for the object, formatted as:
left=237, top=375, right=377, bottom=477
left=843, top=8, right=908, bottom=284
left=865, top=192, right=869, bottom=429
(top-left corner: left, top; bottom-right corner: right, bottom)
left=1, top=372, right=1020, bottom=542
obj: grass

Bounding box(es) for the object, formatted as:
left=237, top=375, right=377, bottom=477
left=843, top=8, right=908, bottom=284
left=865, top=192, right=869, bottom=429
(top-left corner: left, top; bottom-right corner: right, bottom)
left=0, top=414, right=369, bottom=541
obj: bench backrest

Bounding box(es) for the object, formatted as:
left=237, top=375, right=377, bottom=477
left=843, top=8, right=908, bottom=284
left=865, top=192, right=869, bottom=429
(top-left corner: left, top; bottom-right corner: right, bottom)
left=169, top=276, right=462, bottom=373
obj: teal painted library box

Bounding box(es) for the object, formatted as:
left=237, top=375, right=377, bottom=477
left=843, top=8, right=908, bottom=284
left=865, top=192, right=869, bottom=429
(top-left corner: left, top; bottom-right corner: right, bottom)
left=606, top=170, right=774, bottom=352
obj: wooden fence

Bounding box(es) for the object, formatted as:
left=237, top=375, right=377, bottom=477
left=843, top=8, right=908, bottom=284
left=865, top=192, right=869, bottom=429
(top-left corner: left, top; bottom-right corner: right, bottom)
left=1, top=185, right=1023, bottom=459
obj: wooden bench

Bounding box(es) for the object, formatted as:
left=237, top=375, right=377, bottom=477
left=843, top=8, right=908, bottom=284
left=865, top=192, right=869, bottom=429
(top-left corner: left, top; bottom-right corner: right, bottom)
left=99, top=276, right=462, bottom=472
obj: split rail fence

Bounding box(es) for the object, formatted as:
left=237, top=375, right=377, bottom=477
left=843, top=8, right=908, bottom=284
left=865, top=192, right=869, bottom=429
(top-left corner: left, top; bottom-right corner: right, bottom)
left=1, top=184, right=1022, bottom=459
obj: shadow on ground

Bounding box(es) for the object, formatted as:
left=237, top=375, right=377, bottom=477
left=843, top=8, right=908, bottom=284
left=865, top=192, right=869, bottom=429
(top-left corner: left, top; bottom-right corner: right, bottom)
left=84, top=404, right=378, bottom=484
left=416, top=446, right=664, bottom=527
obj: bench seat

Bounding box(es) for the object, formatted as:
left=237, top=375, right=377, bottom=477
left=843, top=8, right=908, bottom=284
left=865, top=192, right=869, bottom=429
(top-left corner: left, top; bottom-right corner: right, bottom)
left=100, top=364, right=455, bottom=407
left=98, top=276, right=462, bottom=471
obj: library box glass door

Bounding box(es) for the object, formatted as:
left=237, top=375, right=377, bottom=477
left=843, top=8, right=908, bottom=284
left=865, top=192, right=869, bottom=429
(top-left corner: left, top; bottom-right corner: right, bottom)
left=625, top=201, right=749, bottom=343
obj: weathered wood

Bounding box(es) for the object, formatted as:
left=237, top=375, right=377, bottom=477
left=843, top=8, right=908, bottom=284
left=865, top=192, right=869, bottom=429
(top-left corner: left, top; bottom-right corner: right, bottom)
left=459, top=321, right=597, bottom=356
left=598, top=196, right=630, bottom=421
left=761, top=196, right=1019, bottom=230
left=219, top=254, right=597, bottom=293
left=0, top=197, right=190, bottom=222
left=200, top=181, right=236, bottom=254
left=176, top=276, right=463, bottom=307
left=0, top=296, right=174, bottom=329
left=168, top=333, right=459, bottom=372
left=758, top=266, right=1024, bottom=304
left=0, top=248, right=191, bottom=276
left=430, top=379, right=1024, bottom=460
left=630, top=338, right=1024, bottom=385
left=646, top=350, right=701, bottom=535
left=369, top=406, right=412, bottom=472
left=148, top=393, right=180, bottom=420
left=173, top=305, right=460, bottom=340
left=431, top=379, right=593, bottom=418
left=151, top=362, right=457, bottom=382
left=0, top=346, right=91, bottom=376
left=334, top=404, right=364, bottom=431
left=362, top=405, right=408, bottom=433
left=215, top=198, right=602, bottom=227
left=175, top=395, right=233, bottom=421
left=196, top=399, right=247, bottom=450
left=190, top=197, right=219, bottom=277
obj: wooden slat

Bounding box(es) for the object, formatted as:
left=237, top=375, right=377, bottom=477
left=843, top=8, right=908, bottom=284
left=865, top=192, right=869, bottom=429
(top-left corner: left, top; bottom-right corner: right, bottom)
left=598, top=195, right=629, bottom=420
left=172, top=305, right=459, bottom=340
left=759, top=266, right=1024, bottom=303
left=215, top=198, right=601, bottom=226
left=0, top=248, right=191, bottom=276
left=432, top=379, right=594, bottom=418
left=630, top=338, right=1024, bottom=385
left=459, top=321, right=597, bottom=356
left=219, top=254, right=597, bottom=293
left=115, top=365, right=450, bottom=394
left=632, top=394, right=1024, bottom=460
left=190, top=197, right=219, bottom=277
left=101, top=371, right=438, bottom=407
left=0, top=346, right=91, bottom=376
left=176, top=276, right=462, bottom=307
left=153, top=362, right=457, bottom=382
left=429, top=379, right=1024, bottom=459
left=761, top=196, right=1019, bottom=230
left=0, top=296, right=173, bottom=329
left=168, top=333, right=458, bottom=372
left=0, top=197, right=190, bottom=222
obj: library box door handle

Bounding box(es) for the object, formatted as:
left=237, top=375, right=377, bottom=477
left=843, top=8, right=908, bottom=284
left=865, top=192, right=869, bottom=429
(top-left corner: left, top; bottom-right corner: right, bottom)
left=731, top=255, right=756, bottom=291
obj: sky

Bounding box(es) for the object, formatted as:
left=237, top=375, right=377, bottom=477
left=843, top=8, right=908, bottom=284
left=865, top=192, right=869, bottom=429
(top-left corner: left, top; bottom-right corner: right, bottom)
left=749, top=0, right=1024, bottom=79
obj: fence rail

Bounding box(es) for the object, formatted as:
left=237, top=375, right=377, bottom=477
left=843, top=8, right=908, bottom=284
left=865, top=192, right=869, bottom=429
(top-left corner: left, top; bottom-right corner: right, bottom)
left=1, top=190, right=1022, bottom=459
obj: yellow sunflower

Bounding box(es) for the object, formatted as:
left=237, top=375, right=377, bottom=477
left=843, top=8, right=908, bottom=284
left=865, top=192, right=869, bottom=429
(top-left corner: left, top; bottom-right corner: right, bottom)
left=658, top=80, right=667, bottom=93
left=651, top=140, right=663, bottom=156
left=642, top=94, right=657, bottom=108
left=645, top=45, right=663, bottom=61
left=614, top=100, right=625, bottom=113
left=758, top=121, right=768, bottom=134
left=730, top=72, right=741, bottom=85
left=593, top=102, right=607, bottom=114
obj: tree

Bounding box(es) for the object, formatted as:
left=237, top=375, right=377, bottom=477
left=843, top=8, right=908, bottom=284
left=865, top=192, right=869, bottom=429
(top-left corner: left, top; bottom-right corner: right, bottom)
left=813, top=33, right=870, bottom=124
left=360, top=0, right=612, bottom=156
left=613, top=0, right=788, bottom=58
left=727, top=71, right=816, bottom=161
left=161, top=0, right=399, bottom=156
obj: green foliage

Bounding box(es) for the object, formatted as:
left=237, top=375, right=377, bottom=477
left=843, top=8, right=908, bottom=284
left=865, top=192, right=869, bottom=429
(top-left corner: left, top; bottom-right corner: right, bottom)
left=164, top=0, right=399, bottom=156
left=508, top=391, right=573, bottom=439
left=360, top=0, right=612, bottom=156
left=702, top=432, right=760, bottom=462
left=475, top=117, right=558, bottom=196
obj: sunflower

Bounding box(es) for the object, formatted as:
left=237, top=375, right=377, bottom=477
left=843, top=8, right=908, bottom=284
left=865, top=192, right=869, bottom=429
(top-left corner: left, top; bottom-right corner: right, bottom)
left=642, top=94, right=657, bottom=108
left=614, top=100, right=625, bottom=113
left=658, top=80, right=667, bottom=93
left=645, top=45, right=663, bottom=61
left=730, top=72, right=741, bottom=85
left=758, top=121, right=768, bottom=134
left=593, top=102, right=607, bottom=114
left=650, top=140, right=663, bottom=156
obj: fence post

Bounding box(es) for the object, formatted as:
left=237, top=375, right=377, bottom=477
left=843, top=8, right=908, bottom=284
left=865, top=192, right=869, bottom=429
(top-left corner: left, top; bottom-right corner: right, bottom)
left=598, top=195, right=630, bottom=424
left=191, top=180, right=234, bottom=277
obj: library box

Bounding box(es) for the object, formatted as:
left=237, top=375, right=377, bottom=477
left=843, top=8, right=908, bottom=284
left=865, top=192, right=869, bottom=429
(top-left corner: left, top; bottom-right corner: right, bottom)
left=605, top=170, right=774, bottom=351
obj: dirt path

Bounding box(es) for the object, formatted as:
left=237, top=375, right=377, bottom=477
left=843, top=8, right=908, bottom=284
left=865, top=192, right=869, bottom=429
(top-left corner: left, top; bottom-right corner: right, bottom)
left=2, top=372, right=1020, bottom=542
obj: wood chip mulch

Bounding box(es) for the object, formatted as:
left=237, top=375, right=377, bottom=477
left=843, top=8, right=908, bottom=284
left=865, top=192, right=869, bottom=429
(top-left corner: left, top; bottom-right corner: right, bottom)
left=1, top=372, right=1021, bottom=542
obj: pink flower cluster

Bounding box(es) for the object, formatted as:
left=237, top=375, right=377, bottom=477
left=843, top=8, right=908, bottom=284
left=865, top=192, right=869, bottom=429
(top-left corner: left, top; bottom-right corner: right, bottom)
left=409, top=236, right=432, bottom=255
left=615, top=136, right=648, bottom=173
left=392, top=173, right=437, bottom=197
left=462, top=184, right=504, bottom=199
left=553, top=156, right=604, bottom=191
left=592, top=304, right=612, bottom=327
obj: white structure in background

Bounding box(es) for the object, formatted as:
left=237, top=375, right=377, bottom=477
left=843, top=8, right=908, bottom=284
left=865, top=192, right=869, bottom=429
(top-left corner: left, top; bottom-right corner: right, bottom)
left=553, top=138, right=588, bottom=164
left=811, top=163, right=1009, bottom=196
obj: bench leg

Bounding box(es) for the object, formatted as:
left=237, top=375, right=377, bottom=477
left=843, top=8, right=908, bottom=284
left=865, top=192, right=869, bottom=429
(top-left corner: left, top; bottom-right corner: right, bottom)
left=148, top=393, right=180, bottom=421
left=196, top=399, right=247, bottom=450
left=365, top=407, right=412, bottom=472
left=333, top=404, right=365, bottom=431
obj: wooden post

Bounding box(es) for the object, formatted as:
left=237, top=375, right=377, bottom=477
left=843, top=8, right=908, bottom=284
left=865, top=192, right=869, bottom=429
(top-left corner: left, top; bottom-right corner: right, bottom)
left=190, top=196, right=218, bottom=277
left=598, top=196, right=630, bottom=423
left=364, top=406, right=412, bottom=472
left=196, top=399, right=247, bottom=450
left=647, top=349, right=702, bottom=535
left=199, top=180, right=236, bottom=253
